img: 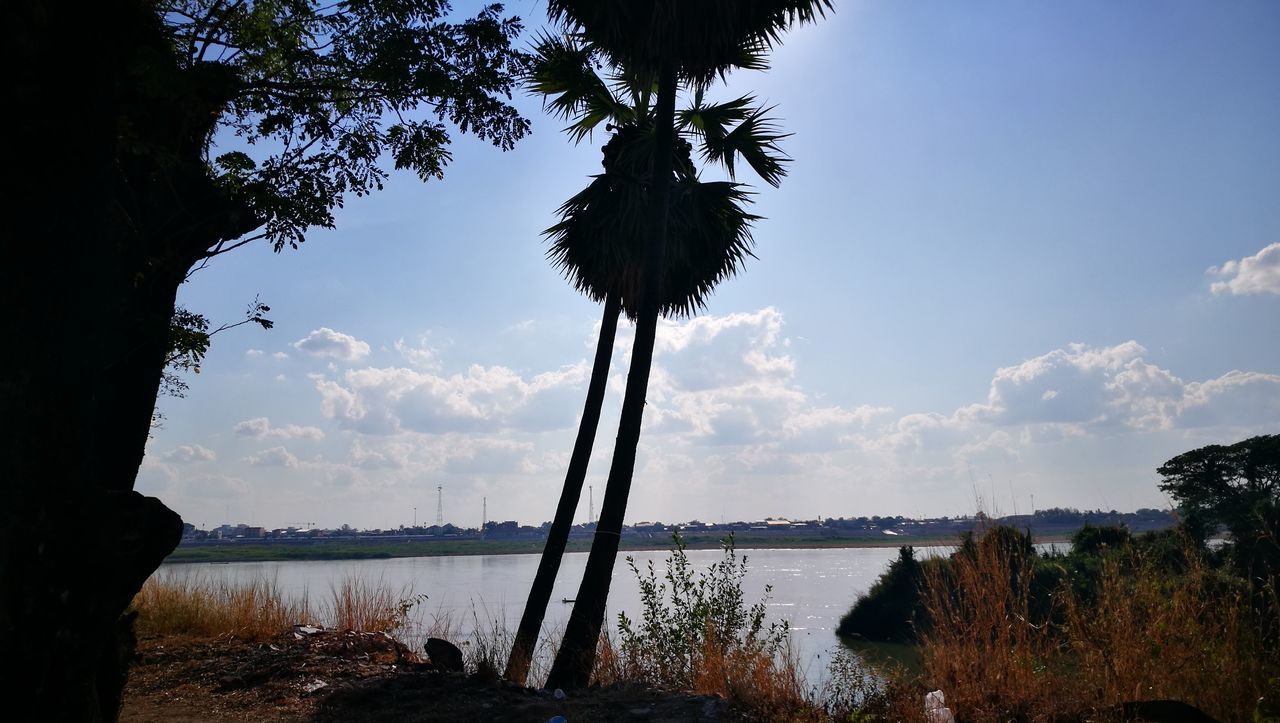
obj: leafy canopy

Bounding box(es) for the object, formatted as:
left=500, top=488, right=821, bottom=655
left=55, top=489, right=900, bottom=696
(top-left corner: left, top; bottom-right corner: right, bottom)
left=159, top=0, right=531, bottom=253
left=1158, top=434, right=1280, bottom=527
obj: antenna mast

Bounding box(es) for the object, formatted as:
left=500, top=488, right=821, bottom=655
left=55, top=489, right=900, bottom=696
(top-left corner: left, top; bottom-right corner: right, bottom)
left=481, top=496, right=487, bottom=539
left=436, top=485, right=443, bottom=526
left=589, top=485, right=594, bottom=524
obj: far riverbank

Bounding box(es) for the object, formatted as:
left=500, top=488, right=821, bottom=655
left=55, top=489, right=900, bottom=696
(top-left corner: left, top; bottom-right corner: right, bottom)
left=163, top=532, right=1074, bottom=564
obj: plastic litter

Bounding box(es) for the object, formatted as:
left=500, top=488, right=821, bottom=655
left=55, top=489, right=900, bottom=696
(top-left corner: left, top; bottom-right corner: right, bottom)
left=925, top=689, right=955, bottom=723
left=553, top=688, right=567, bottom=701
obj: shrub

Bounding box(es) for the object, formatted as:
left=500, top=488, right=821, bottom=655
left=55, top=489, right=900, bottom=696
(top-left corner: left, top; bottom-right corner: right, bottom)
left=836, top=545, right=925, bottom=643
left=612, top=533, right=808, bottom=715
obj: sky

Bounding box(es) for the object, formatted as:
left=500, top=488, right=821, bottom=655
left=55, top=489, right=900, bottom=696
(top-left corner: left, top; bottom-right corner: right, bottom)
left=139, top=0, right=1280, bottom=531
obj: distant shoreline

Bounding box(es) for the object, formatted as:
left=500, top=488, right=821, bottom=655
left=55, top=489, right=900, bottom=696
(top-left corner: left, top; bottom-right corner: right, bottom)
left=162, top=533, right=1078, bottom=565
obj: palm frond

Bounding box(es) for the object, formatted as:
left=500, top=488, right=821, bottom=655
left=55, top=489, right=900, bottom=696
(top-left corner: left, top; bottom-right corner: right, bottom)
left=697, top=103, right=791, bottom=187
left=527, top=33, right=634, bottom=142
left=546, top=0, right=832, bottom=81
left=677, top=95, right=754, bottom=142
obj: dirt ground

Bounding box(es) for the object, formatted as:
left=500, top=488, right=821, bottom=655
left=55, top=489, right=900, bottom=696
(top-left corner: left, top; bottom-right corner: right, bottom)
left=120, top=629, right=745, bottom=723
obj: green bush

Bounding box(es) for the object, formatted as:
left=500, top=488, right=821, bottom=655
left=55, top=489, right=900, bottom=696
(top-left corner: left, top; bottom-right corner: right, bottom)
left=615, top=532, right=789, bottom=689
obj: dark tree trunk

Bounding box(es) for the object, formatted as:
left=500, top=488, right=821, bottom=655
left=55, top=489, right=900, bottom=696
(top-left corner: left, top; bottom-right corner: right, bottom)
left=2, top=2, right=261, bottom=719
left=504, top=292, right=622, bottom=685
left=545, top=61, right=679, bottom=691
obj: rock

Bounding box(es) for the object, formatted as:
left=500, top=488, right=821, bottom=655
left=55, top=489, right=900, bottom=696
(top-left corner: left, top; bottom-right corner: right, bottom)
left=424, top=637, right=465, bottom=672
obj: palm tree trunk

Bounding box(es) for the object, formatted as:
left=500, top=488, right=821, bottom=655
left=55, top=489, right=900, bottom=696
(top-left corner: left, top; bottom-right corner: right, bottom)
left=504, top=291, right=621, bottom=685
left=545, top=59, right=678, bottom=691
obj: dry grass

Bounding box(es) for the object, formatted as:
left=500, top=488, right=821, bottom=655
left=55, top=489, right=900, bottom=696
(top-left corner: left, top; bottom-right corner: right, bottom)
left=132, top=573, right=419, bottom=642
left=1059, top=550, right=1272, bottom=720
left=915, top=537, right=1056, bottom=721
left=323, top=575, right=412, bottom=633
left=132, top=574, right=311, bottom=642
left=895, top=535, right=1279, bottom=722
left=591, top=624, right=822, bottom=720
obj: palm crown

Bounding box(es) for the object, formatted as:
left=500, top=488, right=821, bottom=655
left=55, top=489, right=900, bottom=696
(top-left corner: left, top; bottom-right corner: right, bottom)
left=533, top=35, right=789, bottom=319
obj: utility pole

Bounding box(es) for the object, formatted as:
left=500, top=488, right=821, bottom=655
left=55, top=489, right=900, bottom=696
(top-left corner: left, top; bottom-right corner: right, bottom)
left=413, top=506, right=417, bottom=528
left=436, top=485, right=443, bottom=526
left=588, top=485, right=594, bottom=525
left=481, top=496, right=487, bottom=540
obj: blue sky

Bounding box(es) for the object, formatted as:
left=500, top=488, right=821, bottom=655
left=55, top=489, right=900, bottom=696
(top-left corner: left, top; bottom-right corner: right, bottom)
left=140, top=0, right=1280, bottom=530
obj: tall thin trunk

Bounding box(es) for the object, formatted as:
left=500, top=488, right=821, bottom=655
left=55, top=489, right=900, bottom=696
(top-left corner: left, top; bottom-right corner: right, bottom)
left=545, top=59, right=679, bottom=691
left=504, top=291, right=621, bottom=685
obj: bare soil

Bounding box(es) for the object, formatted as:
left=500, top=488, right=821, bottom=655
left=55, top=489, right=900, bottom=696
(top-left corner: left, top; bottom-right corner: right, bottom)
left=121, top=631, right=746, bottom=722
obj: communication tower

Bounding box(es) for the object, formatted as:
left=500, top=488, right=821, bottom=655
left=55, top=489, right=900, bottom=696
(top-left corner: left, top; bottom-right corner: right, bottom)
left=436, top=485, right=443, bottom=526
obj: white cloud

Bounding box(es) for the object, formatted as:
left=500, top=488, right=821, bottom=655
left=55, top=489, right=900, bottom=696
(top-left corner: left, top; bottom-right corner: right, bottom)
left=244, top=446, right=299, bottom=468
left=313, top=361, right=590, bottom=435
left=293, top=327, right=371, bottom=361
left=1209, top=243, right=1280, bottom=296
left=162, top=444, right=217, bottom=463
left=245, top=349, right=264, bottom=358
left=394, top=338, right=440, bottom=370
left=966, top=341, right=1279, bottom=433
left=233, top=416, right=325, bottom=440
left=272, top=351, right=289, bottom=361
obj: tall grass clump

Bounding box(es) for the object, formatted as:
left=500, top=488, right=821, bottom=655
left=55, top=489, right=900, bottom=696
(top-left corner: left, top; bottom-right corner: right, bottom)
left=916, top=527, right=1058, bottom=721
left=1059, top=543, right=1273, bottom=720
left=896, top=525, right=1280, bottom=722
left=324, top=575, right=416, bottom=633
left=132, top=573, right=310, bottom=641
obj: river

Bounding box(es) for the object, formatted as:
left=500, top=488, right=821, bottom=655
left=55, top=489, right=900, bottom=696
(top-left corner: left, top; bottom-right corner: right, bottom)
left=155, top=545, right=974, bottom=684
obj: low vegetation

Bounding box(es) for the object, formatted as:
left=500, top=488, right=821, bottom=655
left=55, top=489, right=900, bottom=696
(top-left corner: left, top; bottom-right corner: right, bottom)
left=837, top=523, right=1279, bottom=721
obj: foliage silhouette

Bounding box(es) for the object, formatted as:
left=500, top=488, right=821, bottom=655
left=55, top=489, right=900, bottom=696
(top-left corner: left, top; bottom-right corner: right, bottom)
left=4, top=2, right=528, bottom=719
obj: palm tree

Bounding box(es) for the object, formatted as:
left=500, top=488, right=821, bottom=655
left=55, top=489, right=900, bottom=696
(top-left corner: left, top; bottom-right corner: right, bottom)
left=543, top=1, right=830, bottom=690
left=504, top=36, right=777, bottom=685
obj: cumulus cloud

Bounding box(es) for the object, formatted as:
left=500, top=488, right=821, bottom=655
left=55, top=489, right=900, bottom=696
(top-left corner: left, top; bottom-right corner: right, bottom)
left=233, top=417, right=325, bottom=440
left=162, top=444, right=217, bottom=463
left=313, top=361, right=590, bottom=435
left=972, top=342, right=1280, bottom=432
left=244, top=446, right=299, bottom=468
left=293, top=327, right=371, bottom=361
left=1209, top=243, right=1280, bottom=296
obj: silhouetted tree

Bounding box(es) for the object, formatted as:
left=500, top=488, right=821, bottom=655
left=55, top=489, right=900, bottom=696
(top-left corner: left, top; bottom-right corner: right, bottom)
left=3, top=2, right=528, bottom=719
left=505, top=35, right=771, bottom=685
left=543, top=0, right=830, bottom=690
left=1158, top=434, right=1280, bottom=582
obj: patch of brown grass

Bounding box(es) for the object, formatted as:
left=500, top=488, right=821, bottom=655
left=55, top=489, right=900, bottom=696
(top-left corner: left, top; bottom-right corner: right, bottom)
left=1059, top=550, right=1272, bottom=721
left=324, top=575, right=410, bottom=633
left=132, top=573, right=419, bottom=642
left=896, top=534, right=1279, bottom=722
left=132, top=574, right=311, bottom=642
